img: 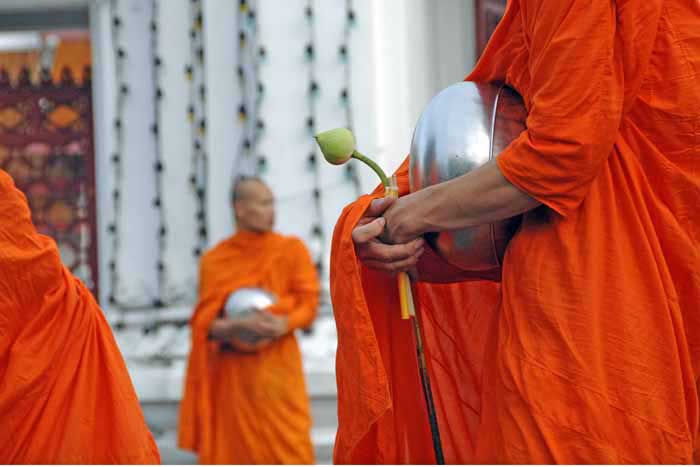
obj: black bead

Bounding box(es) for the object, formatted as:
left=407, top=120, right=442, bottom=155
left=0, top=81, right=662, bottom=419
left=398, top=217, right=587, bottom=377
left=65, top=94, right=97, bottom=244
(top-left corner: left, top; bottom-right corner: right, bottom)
left=109, top=295, right=116, bottom=304
left=238, top=104, right=247, bottom=116
left=243, top=139, right=251, bottom=150
left=196, top=188, right=205, bottom=199
left=340, top=88, right=349, bottom=100
left=153, top=197, right=161, bottom=207
left=151, top=123, right=159, bottom=134
left=257, top=82, right=264, bottom=94
left=155, top=161, right=163, bottom=172
left=306, top=116, right=314, bottom=129
left=339, top=44, right=347, bottom=57
left=309, top=81, right=319, bottom=93
left=108, top=223, right=116, bottom=233
left=305, top=5, right=313, bottom=18
left=248, top=9, right=256, bottom=21
left=150, top=20, right=157, bottom=32
left=117, top=48, right=126, bottom=59
left=193, top=247, right=202, bottom=257
left=196, top=210, right=205, bottom=221
left=189, top=174, right=197, bottom=186
left=237, top=65, right=244, bottom=78
left=199, top=84, right=206, bottom=98
left=199, top=226, right=207, bottom=237
left=313, top=188, right=321, bottom=199
left=152, top=298, right=164, bottom=308
left=111, top=153, right=120, bottom=164
left=239, top=31, right=246, bottom=43
left=185, top=64, right=193, bottom=75
left=347, top=10, right=356, bottom=22
left=308, top=153, right=316, bottom=165
left=315, top=261, right=323, bottom=272
left=113, top=190, right=120, bottom=201
left=156, top=88, right=163, bottom=99
left=199, top=119, right=206, bottom=131
left=256, top=119, right=264, bottom=130
left=159, top=226, right=167, bottom=237
left=197, top=47, right=204, bottom=61
left=258, top=46, right=266, bottom=58
left=115, top=118, right=122, bottom=129
left=154, top=56, right=162, bottom=67
left=190, top=28, right=197, bottom=39
left=305, top=43, right=314, bottom=58
left=113, top=16, right=122, bottom=28
left=120, top=83, right=129, bottom=95
left=312, top=224, right=322, bottom=236
left=157, top=261, right=164, bottom=271
left=187, top=105, right=195, bottom=115
left=194, top=140, right=202, bottom=150
left=109, top=260, right=116, bottom=271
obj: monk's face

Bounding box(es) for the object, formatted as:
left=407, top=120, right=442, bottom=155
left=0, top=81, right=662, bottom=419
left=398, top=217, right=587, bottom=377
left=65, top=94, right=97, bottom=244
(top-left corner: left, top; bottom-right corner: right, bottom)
left=234, top=180, right=275, bottom=233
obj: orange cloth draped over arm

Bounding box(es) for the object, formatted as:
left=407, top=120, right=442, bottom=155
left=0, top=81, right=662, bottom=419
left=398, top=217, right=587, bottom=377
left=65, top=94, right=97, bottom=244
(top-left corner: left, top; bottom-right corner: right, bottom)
left=332, top=0, right=700, bottom=463
left=0, top=171, right=160, bottom=463
left=178, top=232, right=318, bottom=464
left=331, top=160, right=501, bottom=463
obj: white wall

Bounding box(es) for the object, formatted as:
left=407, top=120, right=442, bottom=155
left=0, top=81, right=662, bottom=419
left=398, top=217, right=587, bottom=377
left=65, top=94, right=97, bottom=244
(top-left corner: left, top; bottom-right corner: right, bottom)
left=89, top=0, right=476, bottom=322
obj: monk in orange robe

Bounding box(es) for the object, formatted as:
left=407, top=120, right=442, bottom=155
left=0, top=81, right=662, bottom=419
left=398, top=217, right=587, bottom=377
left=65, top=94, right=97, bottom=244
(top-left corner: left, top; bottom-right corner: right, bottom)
left=331, top=0, right=700, bottom=463
left=178, top=176, right=319, bottom=464
left=0, top=171, right=160, bottom=463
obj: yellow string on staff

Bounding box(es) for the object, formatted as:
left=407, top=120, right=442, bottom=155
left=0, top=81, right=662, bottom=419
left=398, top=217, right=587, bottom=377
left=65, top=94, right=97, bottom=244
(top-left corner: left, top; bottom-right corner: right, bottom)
left=384, top=178, right=412, bottom=320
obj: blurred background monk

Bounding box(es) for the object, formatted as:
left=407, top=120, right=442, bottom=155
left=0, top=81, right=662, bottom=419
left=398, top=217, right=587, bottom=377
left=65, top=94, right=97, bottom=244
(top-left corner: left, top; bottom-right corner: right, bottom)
left=178, top=176, right=319, bottom=464
left=0, top=171, right=160, bottom=463
left=331, top=0, right=700, bottom=463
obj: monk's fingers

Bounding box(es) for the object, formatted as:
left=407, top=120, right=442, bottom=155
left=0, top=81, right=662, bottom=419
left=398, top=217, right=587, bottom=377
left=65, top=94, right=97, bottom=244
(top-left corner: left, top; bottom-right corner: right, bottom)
left=362, top=250, right=424, bottom=274
left=356, top=216, right=377, bottom=227
left=364, top=197, right=396, bottom=218
left=357, top=238, right=424, bottom=262
left=352, top=217, right=386, bottom=244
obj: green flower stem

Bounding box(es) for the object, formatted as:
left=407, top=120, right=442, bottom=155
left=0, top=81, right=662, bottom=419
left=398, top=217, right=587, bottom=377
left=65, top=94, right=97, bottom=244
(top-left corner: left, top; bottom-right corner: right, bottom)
left=351, top=150, right=389, bottom=188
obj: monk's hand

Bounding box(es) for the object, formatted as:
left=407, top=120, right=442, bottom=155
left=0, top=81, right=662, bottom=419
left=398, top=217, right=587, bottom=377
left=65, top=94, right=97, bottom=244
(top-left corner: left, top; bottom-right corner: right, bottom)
left=352, top=197, right=425, bottom=274
left=382, top=191, right=429, bottom=245
left=253, top=310, right=289, bottom=339
left=209, top=317, right=240, bottom=341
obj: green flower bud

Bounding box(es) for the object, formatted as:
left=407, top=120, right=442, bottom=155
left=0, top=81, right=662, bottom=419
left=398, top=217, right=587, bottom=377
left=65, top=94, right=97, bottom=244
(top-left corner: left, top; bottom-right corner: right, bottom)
left=314, top=128, right=355, bottom=165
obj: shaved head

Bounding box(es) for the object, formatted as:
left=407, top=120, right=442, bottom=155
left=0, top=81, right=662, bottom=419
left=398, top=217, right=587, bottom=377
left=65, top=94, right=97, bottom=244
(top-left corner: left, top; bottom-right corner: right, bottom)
left=231, top=176, right=267, bottom=203
left=231, top=176, right=275, bottom=233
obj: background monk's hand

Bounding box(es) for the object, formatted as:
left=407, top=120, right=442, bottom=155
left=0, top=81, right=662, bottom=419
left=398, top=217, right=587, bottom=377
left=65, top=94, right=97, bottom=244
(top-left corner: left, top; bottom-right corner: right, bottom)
left=252, top=309, right=289, bottom=338
left=352, top=197, right=425, bottom=274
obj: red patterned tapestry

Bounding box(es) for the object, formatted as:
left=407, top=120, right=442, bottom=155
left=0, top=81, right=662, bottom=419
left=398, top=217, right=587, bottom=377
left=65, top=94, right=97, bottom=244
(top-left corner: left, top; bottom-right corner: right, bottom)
left=0, top=67, right=99, bottom=298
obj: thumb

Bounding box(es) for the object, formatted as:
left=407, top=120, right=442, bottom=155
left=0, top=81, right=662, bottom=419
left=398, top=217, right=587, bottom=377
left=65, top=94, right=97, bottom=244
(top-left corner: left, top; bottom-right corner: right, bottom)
left=352, top=217, right=386, bottom=244
left=365, top=196, right=396, bottom=217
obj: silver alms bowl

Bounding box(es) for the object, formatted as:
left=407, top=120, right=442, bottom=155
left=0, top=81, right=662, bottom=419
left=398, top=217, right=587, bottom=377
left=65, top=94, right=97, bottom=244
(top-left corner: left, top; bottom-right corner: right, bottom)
left=223, top=287, right=277, bottom=344
left=409, top=82, right=527, bottom=278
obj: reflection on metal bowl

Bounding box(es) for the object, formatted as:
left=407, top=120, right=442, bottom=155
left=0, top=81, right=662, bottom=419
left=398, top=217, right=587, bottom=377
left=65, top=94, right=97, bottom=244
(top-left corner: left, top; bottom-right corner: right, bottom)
left=223, top=287, right=277, bottom=344
left=409, top=82, right=527, bottom=278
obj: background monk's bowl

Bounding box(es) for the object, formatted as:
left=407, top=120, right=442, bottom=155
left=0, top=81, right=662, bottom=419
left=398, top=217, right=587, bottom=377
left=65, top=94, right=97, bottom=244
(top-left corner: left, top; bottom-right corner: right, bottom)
left=409, top=82, right=527, bottom=278
left=224, top=287, right=277, bottom=343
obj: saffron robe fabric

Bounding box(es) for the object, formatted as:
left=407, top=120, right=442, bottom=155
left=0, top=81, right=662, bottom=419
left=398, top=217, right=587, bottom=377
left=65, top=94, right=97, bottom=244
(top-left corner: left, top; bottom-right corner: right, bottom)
left=0, top=171, right=160, bottom=463
left=178, top=231, right=319, bottom=464
left=330, top=0, right=700, bottom=462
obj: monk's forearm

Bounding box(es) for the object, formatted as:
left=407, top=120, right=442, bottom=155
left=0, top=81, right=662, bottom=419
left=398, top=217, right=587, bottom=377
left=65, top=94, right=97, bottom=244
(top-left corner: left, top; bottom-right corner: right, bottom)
left=420, top=159, right=540, bottom=233
left=286, top=303, right=317, bottom=331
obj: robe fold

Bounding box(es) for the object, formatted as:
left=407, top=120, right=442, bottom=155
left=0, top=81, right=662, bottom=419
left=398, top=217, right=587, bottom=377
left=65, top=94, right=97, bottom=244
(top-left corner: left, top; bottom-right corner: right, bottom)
left=178, top=230, right=319, bottom=464
left=0, top=171, right=160, bottom=464
left=331, top=0, right=700, bottom=463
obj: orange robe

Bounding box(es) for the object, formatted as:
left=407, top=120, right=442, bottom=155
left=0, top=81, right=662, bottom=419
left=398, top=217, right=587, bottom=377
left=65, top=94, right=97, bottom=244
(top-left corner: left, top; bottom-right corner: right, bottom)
left=0, top=172, right=160, bottom=463
left=331, top=0, right=700, bottom=463
left=178, top=230, right=319, bottom=464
